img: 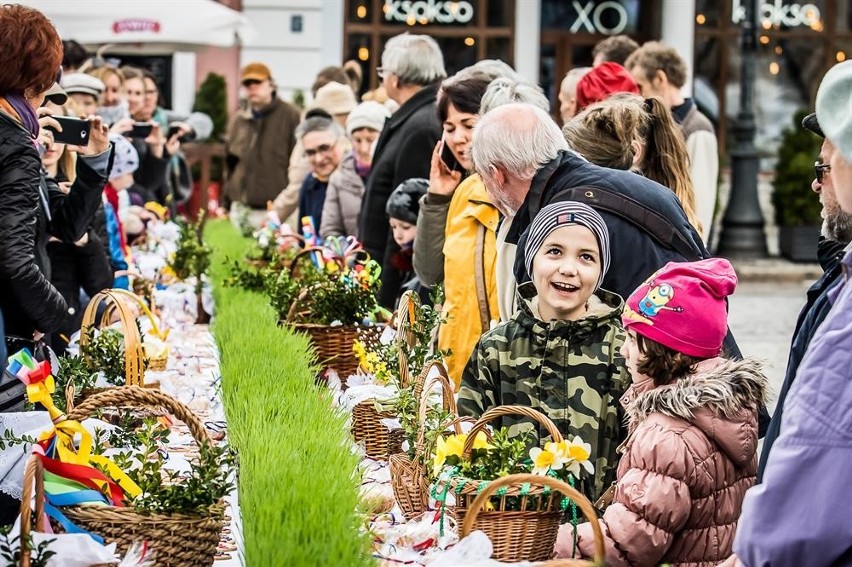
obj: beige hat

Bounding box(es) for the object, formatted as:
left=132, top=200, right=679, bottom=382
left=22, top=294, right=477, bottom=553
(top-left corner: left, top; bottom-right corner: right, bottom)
left=346, top=101, right=390, bottom=135
left=816, top=60, right=852, bottom=161
left=61, top=73, right=105, bottom=97
left=314, top=81, right=357, bottom=116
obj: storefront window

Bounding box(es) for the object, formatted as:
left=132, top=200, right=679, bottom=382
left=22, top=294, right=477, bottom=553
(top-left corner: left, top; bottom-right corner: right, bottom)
left=345, top=0, right=513, bottom=90
left=541, top=0, right=640, bottom=34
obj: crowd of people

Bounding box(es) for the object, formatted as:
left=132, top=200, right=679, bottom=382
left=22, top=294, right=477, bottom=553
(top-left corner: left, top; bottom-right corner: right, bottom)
left=2, top=3, right=852, bottom=564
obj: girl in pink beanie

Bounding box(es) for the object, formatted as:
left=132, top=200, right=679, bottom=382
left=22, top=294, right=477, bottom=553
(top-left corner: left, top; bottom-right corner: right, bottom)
left=556, top=258, right=768, bottom=567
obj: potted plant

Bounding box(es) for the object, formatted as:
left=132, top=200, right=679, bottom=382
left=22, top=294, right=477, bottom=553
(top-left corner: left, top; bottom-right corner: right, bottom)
left=771, top=109, right=823, bottom=262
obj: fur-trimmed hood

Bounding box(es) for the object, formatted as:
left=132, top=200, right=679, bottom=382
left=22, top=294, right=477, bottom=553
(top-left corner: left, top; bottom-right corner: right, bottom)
left=627, top=358, right=769, bottom=465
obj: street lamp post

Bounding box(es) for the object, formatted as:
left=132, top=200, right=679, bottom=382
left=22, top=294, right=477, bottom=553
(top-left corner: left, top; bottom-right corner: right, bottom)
left=717, top=0, right=768, bottom=258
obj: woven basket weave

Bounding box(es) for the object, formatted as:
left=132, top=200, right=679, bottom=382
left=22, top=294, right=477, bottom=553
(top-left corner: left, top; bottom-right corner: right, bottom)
left=389, top=360, right=465, bottom=519
left=284, top=248, right=380, bottom=377
left=350, top=292, right=419, bottom=459
left=62, top=387, right=224, bottom=567
left=441, top=406, right=601, bottom=563
left=460, top=472, right=605, bottom=566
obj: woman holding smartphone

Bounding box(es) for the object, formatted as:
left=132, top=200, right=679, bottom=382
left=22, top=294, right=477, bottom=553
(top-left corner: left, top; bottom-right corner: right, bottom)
left=413, top=70, right=500, bottom=389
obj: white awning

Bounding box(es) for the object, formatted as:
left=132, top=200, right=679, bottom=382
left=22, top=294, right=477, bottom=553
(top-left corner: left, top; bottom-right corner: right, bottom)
left=13, top=0, right=255, bottom=50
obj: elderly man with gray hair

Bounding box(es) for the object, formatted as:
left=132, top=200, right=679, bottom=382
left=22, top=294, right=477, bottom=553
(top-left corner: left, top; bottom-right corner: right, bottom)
left=470, top=103, right=708, bottom=319
left=358, top=32, right=446, bottom=307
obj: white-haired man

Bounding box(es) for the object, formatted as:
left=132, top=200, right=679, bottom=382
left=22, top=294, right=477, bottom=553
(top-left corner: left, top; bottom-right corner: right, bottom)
left=358, top=32, right=446, bottom=308
left=470, top=103, right=708, bottom=319
left=728, top=60, right=852, bottom=567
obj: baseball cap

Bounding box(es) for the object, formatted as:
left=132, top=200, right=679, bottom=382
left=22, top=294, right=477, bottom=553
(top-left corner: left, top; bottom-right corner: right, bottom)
left=816, top=60, right=852, bottom=161
left=240, top=62, right=272, bottom=85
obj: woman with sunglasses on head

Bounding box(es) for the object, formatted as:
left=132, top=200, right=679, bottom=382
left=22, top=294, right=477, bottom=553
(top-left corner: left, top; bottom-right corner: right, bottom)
left=0, top=4, right=112, bottom=524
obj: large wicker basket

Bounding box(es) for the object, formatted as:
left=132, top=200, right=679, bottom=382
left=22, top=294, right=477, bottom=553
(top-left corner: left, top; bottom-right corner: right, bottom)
left=460, top=473, right=605, bottom=566
left=440, top=406, right=589, bottom=563
left=284, top=247, right=381, bottom=377
left=350, top=292, right=419, bottom=459
left=389, top=361, right=465, bottom=519
left=61, top=387, right=225, bottom=567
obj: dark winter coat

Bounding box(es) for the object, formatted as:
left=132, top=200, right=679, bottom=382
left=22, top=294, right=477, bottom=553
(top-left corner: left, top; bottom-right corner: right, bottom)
left=509, top=150, right=707, bottom=298
left=0, top=112, right=109, bottom=337
left=357, top=84, right=442, bottom=308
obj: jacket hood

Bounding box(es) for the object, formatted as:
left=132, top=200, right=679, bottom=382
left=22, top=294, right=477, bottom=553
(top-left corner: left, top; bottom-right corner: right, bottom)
left=628, top=358, right=768, bottom=465
left=516, top=281, right=624, bottom=331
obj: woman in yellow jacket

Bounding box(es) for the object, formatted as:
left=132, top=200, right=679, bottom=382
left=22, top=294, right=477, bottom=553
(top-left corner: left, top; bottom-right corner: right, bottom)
left=413, top=71, right=500, bottom=389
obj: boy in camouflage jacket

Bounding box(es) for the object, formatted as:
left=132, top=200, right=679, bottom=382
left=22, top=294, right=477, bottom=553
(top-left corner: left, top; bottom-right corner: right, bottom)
left=458, top=202, right=630, bottom=502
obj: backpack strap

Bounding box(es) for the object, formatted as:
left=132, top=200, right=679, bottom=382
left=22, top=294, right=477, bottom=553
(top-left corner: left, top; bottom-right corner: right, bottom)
left=474, top=224, right=492, bottom=333
left=548, top=185, right=704, bottom=261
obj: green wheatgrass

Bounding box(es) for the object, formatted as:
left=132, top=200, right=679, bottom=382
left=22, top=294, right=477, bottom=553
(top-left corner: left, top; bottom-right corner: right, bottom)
left=206, top=220, right=371, bottom=566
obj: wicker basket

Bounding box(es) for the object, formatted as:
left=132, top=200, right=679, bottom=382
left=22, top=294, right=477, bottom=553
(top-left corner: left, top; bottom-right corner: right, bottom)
left=283, top=247, right=380, bottom=376
left=460, top=472, right=605, bottom=566
left=350, top=292, right=420, bottom=459
left=441, top=406, right=589, bottom=563
left=389, top=361, right=465, bottom=519
left=62, top=387, right=225, bottom=567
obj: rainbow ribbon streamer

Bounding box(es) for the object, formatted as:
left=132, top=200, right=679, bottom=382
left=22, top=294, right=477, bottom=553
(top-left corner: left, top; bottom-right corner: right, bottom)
left=7, top=349, right=144, bottom=540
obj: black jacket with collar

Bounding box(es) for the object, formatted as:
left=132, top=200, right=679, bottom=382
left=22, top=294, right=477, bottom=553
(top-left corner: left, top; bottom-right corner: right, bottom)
left=0, top=112, right=109, bottom=337
left=510, top=150, right=708, bottom=299
left=358, top=83, right=442, bottom=307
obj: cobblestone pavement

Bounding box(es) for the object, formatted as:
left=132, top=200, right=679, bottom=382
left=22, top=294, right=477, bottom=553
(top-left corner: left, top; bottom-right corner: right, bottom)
left=728, top=279, right=813, bottom=413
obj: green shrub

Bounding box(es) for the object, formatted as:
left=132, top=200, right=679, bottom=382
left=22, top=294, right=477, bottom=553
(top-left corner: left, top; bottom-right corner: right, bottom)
left=206, top=220, right=371, bottom=566
left=193, top=73, right=229, bottom=141
left=771, top=109, right=823, bottom=226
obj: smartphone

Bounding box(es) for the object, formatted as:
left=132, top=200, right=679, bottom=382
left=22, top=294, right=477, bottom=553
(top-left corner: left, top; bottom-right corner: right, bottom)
left=128, top=122, right=153, bottom=139
left=440, top=139, right=465, bottom=174
left=45, top=116, right=91, bottom=146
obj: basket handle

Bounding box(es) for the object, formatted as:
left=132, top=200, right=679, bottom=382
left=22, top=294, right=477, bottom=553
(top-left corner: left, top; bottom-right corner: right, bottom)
left=288, top=247, right=343, bottom=279
left=462, top=405, right=563, bottom=459
left=103, top=288, right=166, bottom=340
left=66, top=386, right=210, bottom=446
left=460, top=472, right=605, bottom=566
left=413, top=361, right=458, bottom=446
left=18, top=455, right=45, bottom=567
left=79, top=290, right=145, bottom=387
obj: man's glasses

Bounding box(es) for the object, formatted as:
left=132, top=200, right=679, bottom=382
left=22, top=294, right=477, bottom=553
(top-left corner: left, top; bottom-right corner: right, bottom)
left=815, top=161, right=832, bottom=184
left=305, top=143, right=335, bottom=158
left=242, top=79, right=262, bottom=87
left=376, top=67, right=385, bottom=79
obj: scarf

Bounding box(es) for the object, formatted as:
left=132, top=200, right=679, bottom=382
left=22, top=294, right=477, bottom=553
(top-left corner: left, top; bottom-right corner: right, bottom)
left=354, top=158, right=372, bottom=179
left=0, top=93, right=39, bottom=138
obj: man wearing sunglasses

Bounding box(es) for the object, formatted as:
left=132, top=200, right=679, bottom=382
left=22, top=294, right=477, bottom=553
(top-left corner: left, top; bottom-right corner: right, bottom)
left=224, top=62, right=301, bottom=228
left=756, top=111, right=852, bottom=484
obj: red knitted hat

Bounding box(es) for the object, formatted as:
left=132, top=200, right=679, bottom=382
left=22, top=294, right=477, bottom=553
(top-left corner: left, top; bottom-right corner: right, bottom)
left=575, top=62, right=640, bottom=111
left=622, top=258, right=737, bottom=358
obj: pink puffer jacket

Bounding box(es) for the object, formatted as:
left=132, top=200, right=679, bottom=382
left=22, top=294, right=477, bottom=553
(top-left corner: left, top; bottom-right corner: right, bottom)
left=556, top=358, right=767, bottom=567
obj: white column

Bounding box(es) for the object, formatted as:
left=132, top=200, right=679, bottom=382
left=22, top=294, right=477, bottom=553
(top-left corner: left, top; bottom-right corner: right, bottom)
left=172, top=52, right=197, bottom=114
left=661, top=0, right=696, bottom=96
left=514, top=0, right=541, bottom=83
left=322, top=0, right=345, bottom=67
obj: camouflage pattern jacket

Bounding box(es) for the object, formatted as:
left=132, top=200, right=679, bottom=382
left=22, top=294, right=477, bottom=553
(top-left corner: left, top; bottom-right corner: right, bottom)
left=458, top=283, right=630, bottom=501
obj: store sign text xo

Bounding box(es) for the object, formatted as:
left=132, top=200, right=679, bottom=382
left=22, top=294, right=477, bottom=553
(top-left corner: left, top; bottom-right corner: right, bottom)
left=384, top=0, right=474, bottom=24
left=732, top=0, right=821, bottom=28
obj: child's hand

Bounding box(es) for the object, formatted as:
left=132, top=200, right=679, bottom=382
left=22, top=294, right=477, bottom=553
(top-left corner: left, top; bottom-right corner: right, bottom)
left=429, top=139, right=462, bottom=196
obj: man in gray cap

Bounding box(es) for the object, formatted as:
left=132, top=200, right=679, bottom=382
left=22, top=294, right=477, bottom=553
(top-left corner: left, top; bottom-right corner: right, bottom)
left=60, top=72, right=104, bottom=117
left=730, top=60, right=852, bottom=567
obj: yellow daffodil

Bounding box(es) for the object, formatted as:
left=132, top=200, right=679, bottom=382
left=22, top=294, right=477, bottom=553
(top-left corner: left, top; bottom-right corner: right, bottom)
left=529, top=447, right=562, bottom=475
left=563, top=436, right=595, bottom=477
left=432, top=432, right=491, bottom=474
